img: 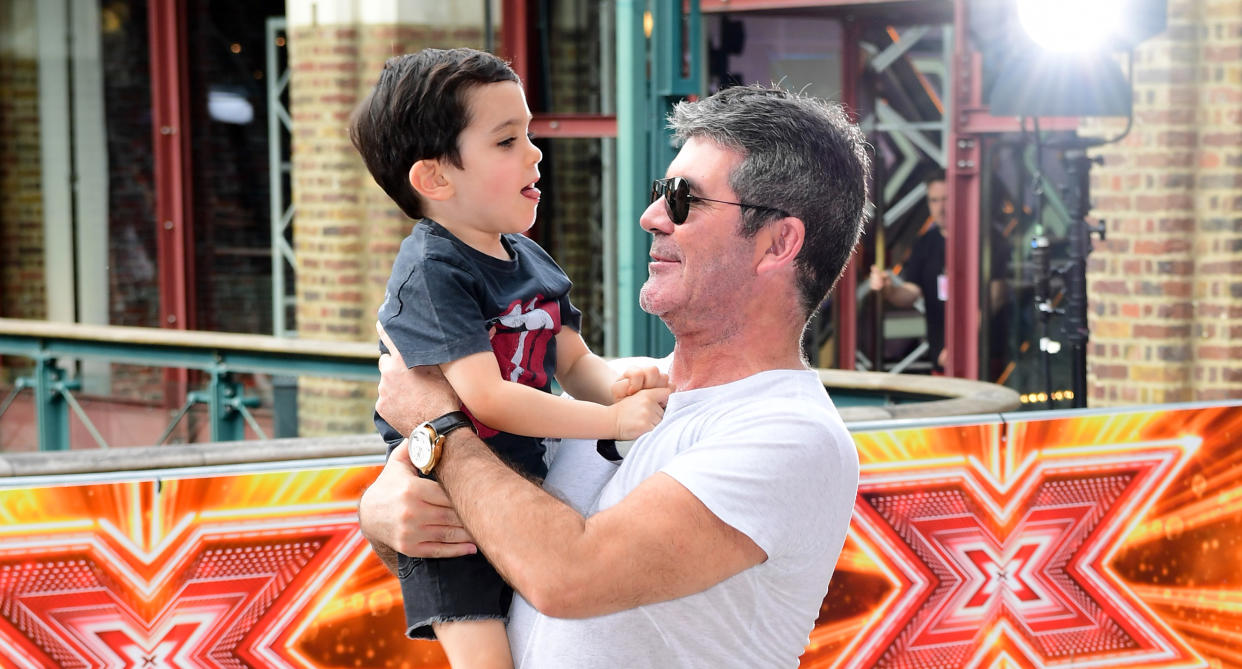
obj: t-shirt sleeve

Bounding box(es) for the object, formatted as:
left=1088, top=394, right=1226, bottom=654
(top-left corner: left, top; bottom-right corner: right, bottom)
left=659, top=402, right=857, bottom=561
left=511, top=232, right=583, bottom=334
left=559, top=293, right=583, bottom=333
left=378, top=256, right=494, bottom=367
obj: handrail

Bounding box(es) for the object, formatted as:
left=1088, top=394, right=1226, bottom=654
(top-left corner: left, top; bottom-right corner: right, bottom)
left=0, top=319, right=1019, bottom=451
left=0, top=318, right=376, bottom=378
left=0, top=434, right=386, bottom=482
left=0, top=318, right=379, bottom=450
left=817, top=368, right=1020, bottom=421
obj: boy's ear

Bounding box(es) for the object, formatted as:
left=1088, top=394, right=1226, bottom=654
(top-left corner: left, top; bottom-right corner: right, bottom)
left=409, top=159, right=454, bottom=201
left=754, top=216, right=805, bottom=275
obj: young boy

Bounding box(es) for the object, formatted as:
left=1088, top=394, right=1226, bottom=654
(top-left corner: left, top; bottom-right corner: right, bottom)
left=349, top=48, right=667, bottom=668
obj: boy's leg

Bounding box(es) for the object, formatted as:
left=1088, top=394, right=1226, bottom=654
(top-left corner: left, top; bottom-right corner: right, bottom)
left=433, top=619, right=514, bottom=669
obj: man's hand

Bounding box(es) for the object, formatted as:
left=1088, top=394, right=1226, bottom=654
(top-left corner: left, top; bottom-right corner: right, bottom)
left=375, top=321, right=460, bottom=435
left=870, top=266, right=921, bottom=309
left=869, top=265, right=889, bottom=292
left=610, top=365, right=669, bottom=402
left=358, top=439, right=477, bottom=570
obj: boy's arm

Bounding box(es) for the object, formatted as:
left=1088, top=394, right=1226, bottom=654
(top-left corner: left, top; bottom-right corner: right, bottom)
left=441, top=351, right=665, bottom=441
left=553, top=328, right=621, bottom=405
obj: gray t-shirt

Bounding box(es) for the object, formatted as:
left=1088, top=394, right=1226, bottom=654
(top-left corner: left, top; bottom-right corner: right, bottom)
left=375, top=218, right=582, bottom=476
left=508, top=366, right=859, bottom=668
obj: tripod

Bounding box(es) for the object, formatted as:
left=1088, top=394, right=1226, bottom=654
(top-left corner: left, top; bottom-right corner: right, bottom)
left=1028, top=143, right=1105, bottom=409
left=1060, top=147, right=1106, bottom=408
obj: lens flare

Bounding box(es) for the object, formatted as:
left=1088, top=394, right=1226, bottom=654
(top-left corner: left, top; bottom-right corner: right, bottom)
left=1017, top=0, right=1125, bottom=52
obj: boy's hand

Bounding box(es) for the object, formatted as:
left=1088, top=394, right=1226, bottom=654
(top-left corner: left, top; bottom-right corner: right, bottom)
left=611, top=365, right=669, bottom=402
left=609, top=387, right=671, bottom=440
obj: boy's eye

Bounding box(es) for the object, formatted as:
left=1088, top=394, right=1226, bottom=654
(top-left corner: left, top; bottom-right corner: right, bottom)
left=498, top=132, right=534, bottom=148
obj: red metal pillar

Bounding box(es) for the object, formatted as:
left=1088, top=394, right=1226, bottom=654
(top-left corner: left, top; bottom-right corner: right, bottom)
left=945, top=0, right=1076, bottom=379
left=501, top=0, right=530, bottom=91
left=835, top=17, right=862, bottom=371
left=945, top=0, right=981, bottom=380
left=148, top=0, right=194, bottom=399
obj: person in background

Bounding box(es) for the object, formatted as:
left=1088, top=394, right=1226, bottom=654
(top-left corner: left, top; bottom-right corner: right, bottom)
left=870, top=169, right=949, bottom=372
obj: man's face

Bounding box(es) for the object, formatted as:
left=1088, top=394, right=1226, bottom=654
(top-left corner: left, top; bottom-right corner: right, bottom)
left=441, top=81, right=543, bottom=235
left=926, top=179, right=947, bottom=227
left=638, top=137, right=755, bottom=322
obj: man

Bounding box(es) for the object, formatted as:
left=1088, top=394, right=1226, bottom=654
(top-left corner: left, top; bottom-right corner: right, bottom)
left=870, top=169, right=948, bottom=371
left=359, top=84, right=869, bottom=668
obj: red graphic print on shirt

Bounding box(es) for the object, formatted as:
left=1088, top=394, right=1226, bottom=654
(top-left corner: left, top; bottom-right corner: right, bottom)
left=464, top=296, right=562, bottom=439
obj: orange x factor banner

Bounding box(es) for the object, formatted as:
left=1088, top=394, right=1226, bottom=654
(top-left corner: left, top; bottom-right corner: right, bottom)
left=808, top=404, right=1242, bottom=669
left=0, top=403, right=1239, bottom=668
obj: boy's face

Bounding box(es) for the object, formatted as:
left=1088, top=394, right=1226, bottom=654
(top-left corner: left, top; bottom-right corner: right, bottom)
left=441, top=81, right=542, bottom=236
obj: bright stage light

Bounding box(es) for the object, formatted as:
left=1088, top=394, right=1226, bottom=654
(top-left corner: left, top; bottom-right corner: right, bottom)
left=1017, top=0, right=1125, bottom=52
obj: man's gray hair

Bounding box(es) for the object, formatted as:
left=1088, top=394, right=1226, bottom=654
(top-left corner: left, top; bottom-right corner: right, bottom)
left=669, top=85, right=871, bottom=318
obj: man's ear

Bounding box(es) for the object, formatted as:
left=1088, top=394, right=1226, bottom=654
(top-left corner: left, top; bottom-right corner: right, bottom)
left=754, top=217, right=805, bottom=274
left=409, top=159, right=454, bottom=201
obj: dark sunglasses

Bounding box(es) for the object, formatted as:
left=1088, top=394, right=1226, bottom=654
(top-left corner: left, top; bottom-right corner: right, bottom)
left=650, top=177, right=789, bottom=225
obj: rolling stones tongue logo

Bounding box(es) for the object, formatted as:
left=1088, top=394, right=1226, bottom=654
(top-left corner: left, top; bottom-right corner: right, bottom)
left=466, top=296, right=561, bottom=438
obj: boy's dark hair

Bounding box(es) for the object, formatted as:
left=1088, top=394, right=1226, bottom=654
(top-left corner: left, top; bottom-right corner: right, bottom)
left=349, top=48, right=520, bottom=220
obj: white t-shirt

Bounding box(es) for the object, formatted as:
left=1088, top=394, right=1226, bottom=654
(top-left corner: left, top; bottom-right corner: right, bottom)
left=508, top=366, right=859, bottom=668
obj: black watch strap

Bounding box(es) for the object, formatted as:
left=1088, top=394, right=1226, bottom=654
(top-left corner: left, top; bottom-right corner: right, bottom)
left=429, top=410, right=474, bottom=438
left=596, top=439, right=623, bottom=462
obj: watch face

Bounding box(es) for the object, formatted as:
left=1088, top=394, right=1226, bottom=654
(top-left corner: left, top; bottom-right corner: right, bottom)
left=407, top=429, right=434, bottom=470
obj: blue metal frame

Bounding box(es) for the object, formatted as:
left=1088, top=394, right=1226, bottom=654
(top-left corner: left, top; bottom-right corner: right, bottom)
left=616, top=0, right=700, bottom=358
left=0, top=323, right=376, bottom=451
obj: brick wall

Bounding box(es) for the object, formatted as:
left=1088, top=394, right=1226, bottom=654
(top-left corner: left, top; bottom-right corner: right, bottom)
left=1084, top=0, right=1242, bottom=405
left=0, top=52, right=45, bottom=322
left=289, top=21, right=486, bottom=436
left=543, top=19, right=606, bottom=352
left=541, top=138, right=606, bottom=352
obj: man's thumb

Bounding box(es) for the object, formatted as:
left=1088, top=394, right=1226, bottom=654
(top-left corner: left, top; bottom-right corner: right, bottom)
left=389, top=438, right=417, bottom=470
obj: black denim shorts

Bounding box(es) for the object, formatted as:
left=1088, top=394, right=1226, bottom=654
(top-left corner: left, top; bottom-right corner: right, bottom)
left=398, top=550, right=513, bottom=639
left=396, top=432, right=548, bottom=640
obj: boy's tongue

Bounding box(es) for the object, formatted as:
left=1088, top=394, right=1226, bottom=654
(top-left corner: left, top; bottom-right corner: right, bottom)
left=521, top=185, right=541, bottom=201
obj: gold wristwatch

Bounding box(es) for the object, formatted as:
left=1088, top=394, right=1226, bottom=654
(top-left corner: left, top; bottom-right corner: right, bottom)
left=405, top=411, right=475, bottom=475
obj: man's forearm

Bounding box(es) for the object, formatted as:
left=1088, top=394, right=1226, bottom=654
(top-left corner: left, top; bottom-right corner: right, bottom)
left=368, top=538, right=400, bottom=576
left=434, top=429, right=766, bottom=619
left=436, top=430, right=589, bottom=611
left=885, top=279, right=921, bottom=309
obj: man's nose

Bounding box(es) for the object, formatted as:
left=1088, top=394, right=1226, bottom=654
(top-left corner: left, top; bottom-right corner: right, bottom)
left=639, top=198, right=672, bottom=234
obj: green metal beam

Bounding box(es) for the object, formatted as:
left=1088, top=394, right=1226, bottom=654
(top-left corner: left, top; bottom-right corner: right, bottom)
left=207, top=372, right=246, bottom=442
left=616, top=0, right=650, bottom=357
left=616, top=0, right=700, bottom=358
left=34, top=356, right=68, bottom=452
left=0, top=336, right=377, bottom=382
left=0, top=321, right=379, bottom=450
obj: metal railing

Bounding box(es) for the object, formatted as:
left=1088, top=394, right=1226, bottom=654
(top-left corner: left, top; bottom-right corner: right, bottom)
left=0, top=319, right=376, bottom=451
left=0, top=319, right=1021, bottom=452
